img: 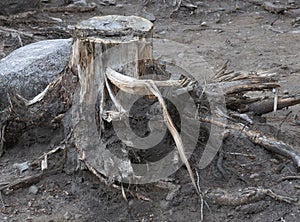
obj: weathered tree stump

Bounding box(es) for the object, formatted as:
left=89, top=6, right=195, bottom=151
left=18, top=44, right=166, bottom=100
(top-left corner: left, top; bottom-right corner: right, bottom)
left=69, top=15, right=202, bottom=187
left=70, top=15, right=157, bottom=183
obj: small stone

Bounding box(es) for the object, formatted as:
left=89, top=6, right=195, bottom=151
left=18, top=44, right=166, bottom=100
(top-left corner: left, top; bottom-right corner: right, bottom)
left=200, top=21, right=207, bottom=26
left=249, top=173, right=260, bottom=179
left=74, top=214, right=82, bottom=220
left=64, top=212, right=72, bottom=220
left=160, top=200, right=169, bottom=210
left=28, top=185, right=39, bottom=195
left=283, top=90, right=289, bottom=94
left=288, top=0, right=295, bottom=5
left=178, top=52, right=185, bottom=58
left=13, top=162, right=29, bottom=173
left=50, top=17, right=63, bottom=23
left=270, top=158, right=280, bottom=164
left=144, top=13, right=156, bottom=22
left=72, top=0, right=87, bottom=6
left=99, top=0, right=116, bottom=6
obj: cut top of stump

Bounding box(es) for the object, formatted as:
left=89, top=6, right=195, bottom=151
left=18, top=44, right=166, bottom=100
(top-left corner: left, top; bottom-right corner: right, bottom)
left=74, top=15, right=153, bottom=40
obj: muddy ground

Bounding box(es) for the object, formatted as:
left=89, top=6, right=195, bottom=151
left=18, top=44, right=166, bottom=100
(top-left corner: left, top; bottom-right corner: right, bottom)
left=0, top=0, right=300, bottom=221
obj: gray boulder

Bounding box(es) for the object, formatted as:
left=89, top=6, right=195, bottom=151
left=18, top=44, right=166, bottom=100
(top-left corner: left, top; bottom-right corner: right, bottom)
left=0, top=38, right=72, bottom=109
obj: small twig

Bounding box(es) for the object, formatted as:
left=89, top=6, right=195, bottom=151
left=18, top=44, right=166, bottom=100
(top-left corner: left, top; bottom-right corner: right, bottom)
left=83, top=160, right=152, bottom=201
left=264, top=189, right=297, bottom=204
left=217, top=151, right=227, bottom=178
left=0, top=168, right=62, bottom=192
left=121, top=184, right=128, bottom=202
left=171, top=0, right=183, bottom=15
left=213, top=60, right=229, bottom=80
left=43, top=4, right=97, bottom=13
left=31, top=145, right=65, bottom=166
left=270, top=14, right=280, bottom=26
left=0, top=191, right=5, bottom=208
left=0, top=124, right=6, bottom=157
left=16, top=34, right=23, bottom=47
left=0, top=11, right=36, bottom=22
left=277, top=111, right=292, bottom=136
left=195, top=170, right=204, bottom=222
left=281, top=175, right=300, bottom=181
left=225, top=152, right=256, bottom=158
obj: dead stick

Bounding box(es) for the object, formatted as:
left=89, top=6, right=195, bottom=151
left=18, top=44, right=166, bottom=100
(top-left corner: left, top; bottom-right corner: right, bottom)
left=199, top=117, right=300, bottom=169
left=281, top=176, right=300, bottom=181
left=43, top=5, right=96, bottom=13
left=248, top=96, right=300, bottom=115
left=0, top=168, right=62, bottom=191
left=206, top=187, right=298, bottom=206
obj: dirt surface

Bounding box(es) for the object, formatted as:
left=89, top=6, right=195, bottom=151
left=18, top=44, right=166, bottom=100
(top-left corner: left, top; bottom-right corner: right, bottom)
left=0, top=0, right=300, bottom=221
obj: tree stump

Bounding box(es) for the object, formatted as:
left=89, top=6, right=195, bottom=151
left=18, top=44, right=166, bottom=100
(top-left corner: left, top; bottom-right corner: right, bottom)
left=70, top=15, right=156, bottom=183
left=69, top=15, right=201, bottom=186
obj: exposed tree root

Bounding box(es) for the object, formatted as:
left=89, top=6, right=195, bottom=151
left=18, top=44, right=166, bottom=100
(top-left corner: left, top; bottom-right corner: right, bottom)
left=205, top=187, right=298, bottom=206
left=199, top=117, right=300, bottom=169
left=43, top=4, right=97, bottom=13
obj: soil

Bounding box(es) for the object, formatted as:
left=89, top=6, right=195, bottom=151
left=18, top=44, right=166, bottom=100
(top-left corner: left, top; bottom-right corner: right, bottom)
left=0, top=0, right=300, bottom=221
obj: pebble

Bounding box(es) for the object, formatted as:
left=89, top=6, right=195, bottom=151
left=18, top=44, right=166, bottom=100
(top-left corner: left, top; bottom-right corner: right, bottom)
left=64, top=212, right=72, bottom=220
left=74, top=214, right=82, bottom=220
left=99, top=0, right=116, bottom=6
left=144, top=13, right=156, bottom=22
left=283, top=89, right=289, bottom=94
left=249, top=173, right=260, bottom=179
left=28, top=185, right=39, bottom=195
left=288, top=0, right=295, bottom=5
left=50, top=17, right=63, bottom=23
left=13, top=162, right=29, bottom=173
left=72, top=0, right=87, bottom=6
left=200, top=21, right=207, bottom=26
left=160, top=200, right=169, bottom=210
left=177, top=52, right=185, bottom=58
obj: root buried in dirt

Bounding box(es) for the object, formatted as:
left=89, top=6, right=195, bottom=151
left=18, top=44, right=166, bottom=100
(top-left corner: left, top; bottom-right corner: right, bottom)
left=205, top=187, right=298, bottom=206
left=199, top=117, right=300, bottom=170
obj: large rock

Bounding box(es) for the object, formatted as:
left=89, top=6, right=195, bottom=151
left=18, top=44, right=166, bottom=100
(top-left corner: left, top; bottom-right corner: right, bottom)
left=0, top=0, right=40, bottom=15
left=0, top=39, right=72, bottom=109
